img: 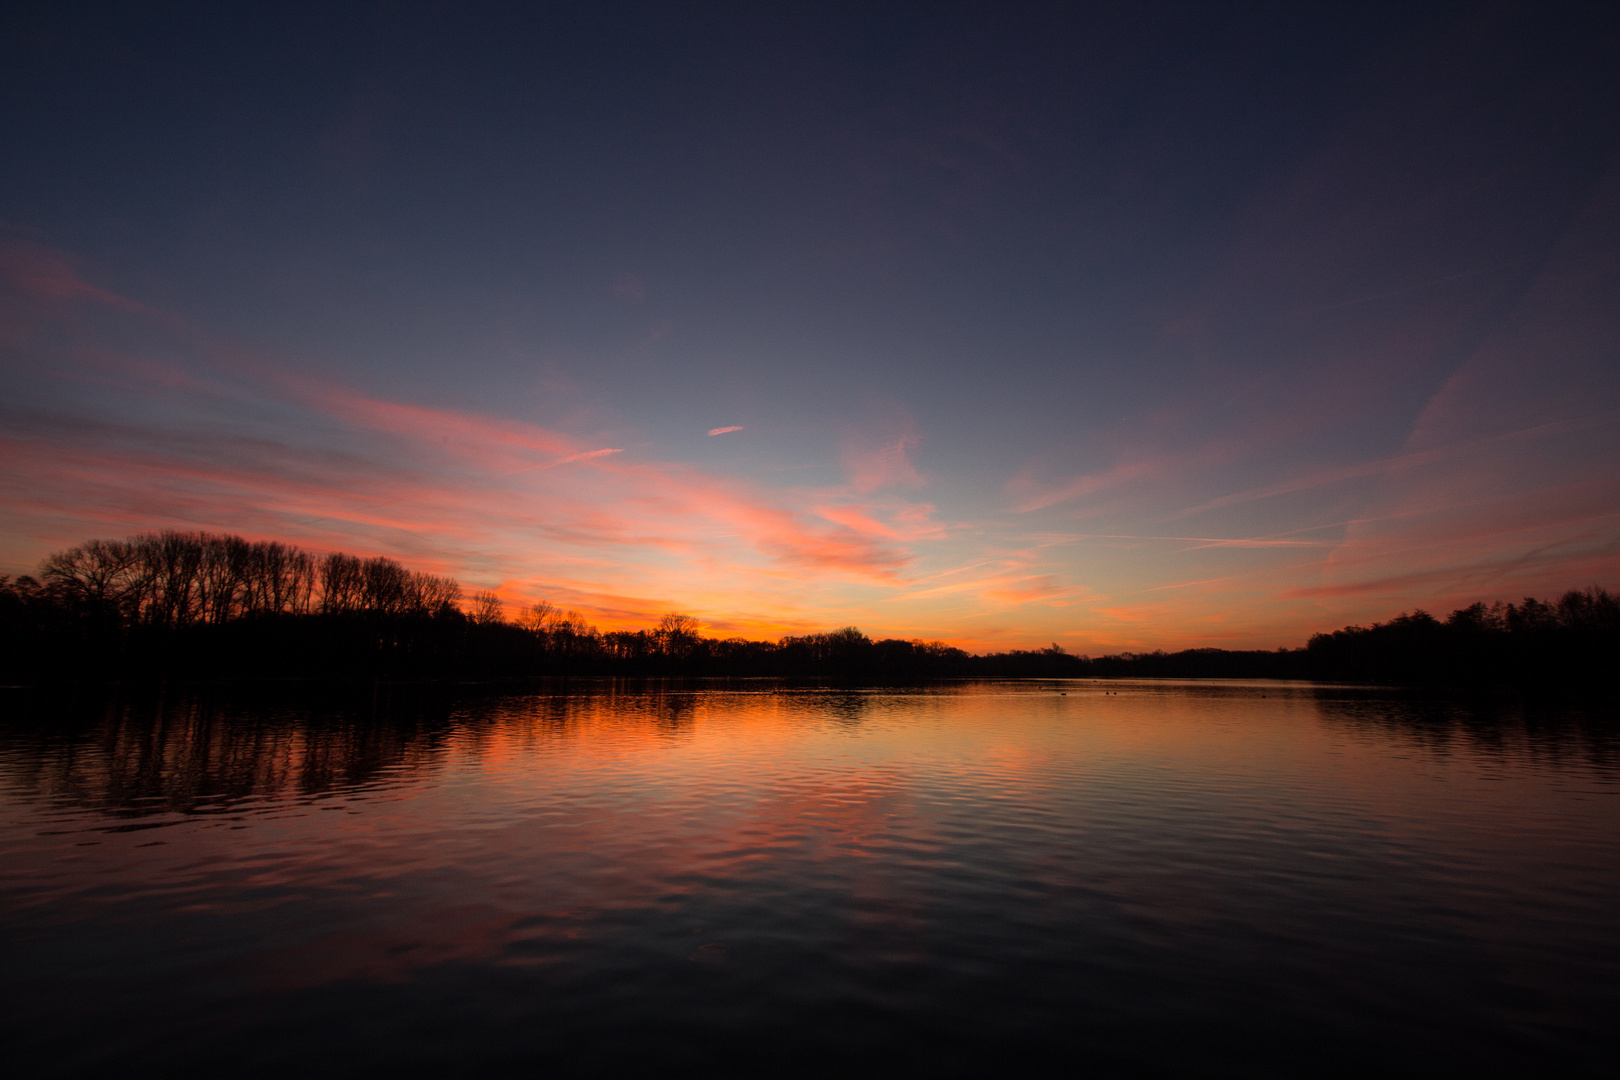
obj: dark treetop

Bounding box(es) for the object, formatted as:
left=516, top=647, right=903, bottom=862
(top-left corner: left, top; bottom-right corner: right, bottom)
left=2, top=532, right=1615, bottom=686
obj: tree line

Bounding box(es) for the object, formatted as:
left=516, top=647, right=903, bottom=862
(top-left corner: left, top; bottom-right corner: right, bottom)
left=1, top=530, right=1614, bottom=685
left=27, top=532, right=465, bottom=626
left=0, top=531, right=976, bottom=681
left=1298, top=592, right=1619, bottom=684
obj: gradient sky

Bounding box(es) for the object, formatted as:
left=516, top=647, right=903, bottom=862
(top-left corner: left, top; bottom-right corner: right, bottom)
left=3, top=2, right=1618, bottom=650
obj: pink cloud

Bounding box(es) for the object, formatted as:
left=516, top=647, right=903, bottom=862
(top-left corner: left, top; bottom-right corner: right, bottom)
left=7, top=228, right=1617, bottom=652
left=1006, top=455, right=1171, bottom=514
left=0, top=240, right=151, bottom=312
left=841, top=418, right=925, bottom=493
left=0, top=250, right=924, bottom=619
left=813, top=499, right=944, bottom=541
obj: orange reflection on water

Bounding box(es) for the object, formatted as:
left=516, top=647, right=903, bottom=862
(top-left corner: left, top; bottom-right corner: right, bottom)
left=3, top=681, right=1616, bottom=998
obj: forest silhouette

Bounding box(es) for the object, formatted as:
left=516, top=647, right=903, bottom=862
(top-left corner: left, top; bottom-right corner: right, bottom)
left=1, top=531, right=1615, bottom=686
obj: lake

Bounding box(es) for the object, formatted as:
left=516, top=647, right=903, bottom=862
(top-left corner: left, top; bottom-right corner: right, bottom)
left=1, top=680, right=1616, bottom=1077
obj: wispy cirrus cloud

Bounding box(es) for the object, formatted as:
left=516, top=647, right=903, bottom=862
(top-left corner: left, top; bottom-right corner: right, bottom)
left=1081, top=533, right=1330, bottom=549
left=1165, top=413, right=1620, bottom=523
left=8, top=212, right=1618, bottom=653
left=1005, top=454, right=1172, bottom=514
left=0, top=241, right=929, bottom=629
left=841, top=414, right=925, bottom=494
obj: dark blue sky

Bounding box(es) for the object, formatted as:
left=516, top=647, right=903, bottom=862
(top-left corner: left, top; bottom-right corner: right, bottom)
left=3, top=2, right=1617, bottom=647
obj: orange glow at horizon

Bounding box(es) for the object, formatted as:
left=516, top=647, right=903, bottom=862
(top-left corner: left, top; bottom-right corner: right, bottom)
left=2, top=235, right=1618, bottom=653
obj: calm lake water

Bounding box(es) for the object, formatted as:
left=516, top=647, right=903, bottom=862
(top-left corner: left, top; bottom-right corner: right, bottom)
left=1, top=680, right=1617, bottom=1077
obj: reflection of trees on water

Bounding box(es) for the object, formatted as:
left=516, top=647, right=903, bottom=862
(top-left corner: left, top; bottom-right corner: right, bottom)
left=1312, top=687, right=1620, bottom=773
left=0, top=680, right=758, bottom=817
left=650, top=690, right=697, bottom=735
left=0, top=686, right=466, bottom=819
left=467, top=679, right=706, bottom=741
left=817, top=691, right=872, bottom=729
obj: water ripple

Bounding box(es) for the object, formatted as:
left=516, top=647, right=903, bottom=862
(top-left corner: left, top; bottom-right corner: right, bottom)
left=0, top=681, right=1616, bottom=1076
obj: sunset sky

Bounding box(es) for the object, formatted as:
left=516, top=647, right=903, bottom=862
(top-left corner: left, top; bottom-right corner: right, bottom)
left=3, top=2, right=1618, bottom=651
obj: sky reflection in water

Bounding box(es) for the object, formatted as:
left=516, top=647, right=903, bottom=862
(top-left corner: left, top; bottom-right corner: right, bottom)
left=1, top=682, right=1617, bottom=1077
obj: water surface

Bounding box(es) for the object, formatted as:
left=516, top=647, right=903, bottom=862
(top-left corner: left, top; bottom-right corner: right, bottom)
left=2, top=680, right=1616, bottom=1076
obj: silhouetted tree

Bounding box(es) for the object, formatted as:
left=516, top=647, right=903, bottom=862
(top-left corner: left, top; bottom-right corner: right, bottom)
left=320, top=553, right=364, bottom=615
left=517, top=600, right=557, bottom=632
left=657, top=613, right=701, bottom=659
left=469, top=590, right=505, bottom=626
left=3, top=529, right=1615, bottom=685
